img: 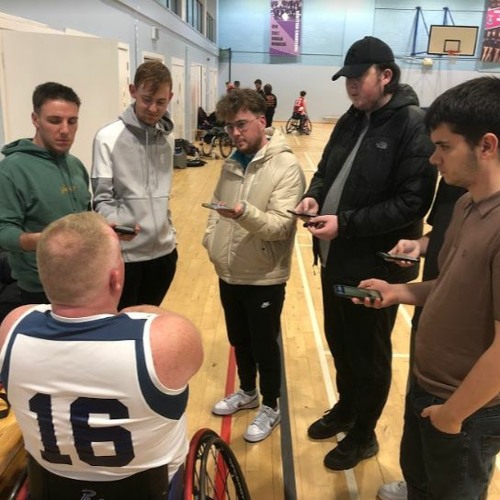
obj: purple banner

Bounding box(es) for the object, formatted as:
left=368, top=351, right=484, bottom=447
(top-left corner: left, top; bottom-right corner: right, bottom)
left=270, top=1, right=302, bottom=56
left=481, top=0, right=500, bottom=61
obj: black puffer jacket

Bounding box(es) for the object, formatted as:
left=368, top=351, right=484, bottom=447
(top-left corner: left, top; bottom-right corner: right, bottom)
left=304, top=84, right=437, bottom=284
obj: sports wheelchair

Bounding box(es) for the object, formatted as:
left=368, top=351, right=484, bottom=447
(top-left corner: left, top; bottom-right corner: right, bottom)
left=9, top=428, right=251, bottom=500
left=199, top=127, right=233, bottom=159
left=285, top=112, right=312, bottom=135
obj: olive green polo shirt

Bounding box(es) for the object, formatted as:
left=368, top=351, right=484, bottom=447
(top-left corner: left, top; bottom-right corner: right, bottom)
left=415, top=191, right=500, bottom=406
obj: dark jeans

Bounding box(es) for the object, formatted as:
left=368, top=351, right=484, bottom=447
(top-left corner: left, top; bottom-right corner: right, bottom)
left=0, top=282, right=23, bottom=322
left=219, top=280, right=285, bottom=409
left=265, top=108, right=275, bottom=127
left=119, top=249, right=178, bottom=309
left=321, top=268, right=398, bottom=437
left=402, top=385, right=500, bottom=499
left=20, top=288, right=48, bottom=305
left=27, top=453, right=184, bottom=499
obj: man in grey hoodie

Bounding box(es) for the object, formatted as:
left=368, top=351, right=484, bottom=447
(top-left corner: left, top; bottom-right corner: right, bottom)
left=92, top=61, right=177, bottom=309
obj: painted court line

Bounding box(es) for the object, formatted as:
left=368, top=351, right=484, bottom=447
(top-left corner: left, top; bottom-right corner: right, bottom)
left=294, top=238, right=360, bottom=499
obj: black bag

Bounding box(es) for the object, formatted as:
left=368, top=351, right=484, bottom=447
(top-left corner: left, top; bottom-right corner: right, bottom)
left=175, top=139, right=200, bottom=157
left=186, top=158, right=206, bottom=167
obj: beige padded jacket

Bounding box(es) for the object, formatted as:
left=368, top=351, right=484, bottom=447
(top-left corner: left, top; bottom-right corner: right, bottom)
left=202, top=129, right=305, bottom=285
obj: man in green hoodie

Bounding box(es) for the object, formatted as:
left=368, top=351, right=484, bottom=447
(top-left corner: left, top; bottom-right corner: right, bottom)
left=0, top=82, right=90, bottom=305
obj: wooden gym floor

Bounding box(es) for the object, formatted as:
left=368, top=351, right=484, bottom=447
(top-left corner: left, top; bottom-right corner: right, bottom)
left=165, top=121, right=500, bottom=500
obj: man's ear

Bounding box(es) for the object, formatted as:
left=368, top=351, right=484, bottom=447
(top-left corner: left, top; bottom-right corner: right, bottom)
left=480, top=132, right=499, bottom=156
left=31, top=111, right=39, bottom=129
left=109, top=268, right=123, bottom=296
left=129, top=84, right=137, bottom=99
left=381, top=68, right=393, bottom=86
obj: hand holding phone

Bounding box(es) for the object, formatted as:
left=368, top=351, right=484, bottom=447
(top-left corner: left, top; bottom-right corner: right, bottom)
left=376, top=251, right=419, bottom=263
left=202, top=202, right=234, bottom=211
left=333, top=284, right=382, bottom=302
left=287, top=209, right=317, bottom=218
left=113, top=225, right=137, bottom=235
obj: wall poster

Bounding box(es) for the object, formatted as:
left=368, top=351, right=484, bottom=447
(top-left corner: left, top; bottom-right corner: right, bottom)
left=270, top=1, right=302, bottom=56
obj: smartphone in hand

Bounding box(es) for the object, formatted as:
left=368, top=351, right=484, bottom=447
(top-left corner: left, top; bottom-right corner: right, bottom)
left=202, top=203, right=233, bottom=211
left=287, top=209, right=316, bottom=218
left=333, top=284, right=382, bottom=302
left=376, top=251, right=419, bottom=263
left=113, top=225, right=137, bottom=235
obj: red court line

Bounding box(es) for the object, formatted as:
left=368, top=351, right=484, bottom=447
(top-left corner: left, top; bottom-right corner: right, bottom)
left=219, top=346, right=237, bottom=444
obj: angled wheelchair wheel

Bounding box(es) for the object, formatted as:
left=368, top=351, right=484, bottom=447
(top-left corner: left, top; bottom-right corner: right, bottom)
left=302, top=119, right=312, bottom=135
left=7, top=467, right=28, bottom=500
left=218, top=135, right=233, bottom=158
left=184, top=428, right=250, bottom=500
left=184, top=428, right=218, bottom=500
left=201, top=137, right=214, bottom=157
left=285, top=118, right=294, bottom=134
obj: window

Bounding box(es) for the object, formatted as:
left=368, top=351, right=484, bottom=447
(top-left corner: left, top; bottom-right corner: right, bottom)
left=206, top=12, right=215, bottom=42
left=187, top=0, right=203, bottom=33
left=167, top=0, right=181, bottom=16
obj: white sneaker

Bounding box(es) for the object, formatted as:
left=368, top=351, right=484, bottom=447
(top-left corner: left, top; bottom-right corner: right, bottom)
left=377, top=481, right=408, bottom=500
left=212, top=390, right=259, bottom=416
left=244, top=405, right=280, bottom=442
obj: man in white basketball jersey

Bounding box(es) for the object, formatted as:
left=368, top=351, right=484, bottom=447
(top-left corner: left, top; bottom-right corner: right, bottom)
left=0, top=212, right=203, bottom=499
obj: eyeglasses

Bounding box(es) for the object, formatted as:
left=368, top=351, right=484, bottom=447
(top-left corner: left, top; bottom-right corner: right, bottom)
left=224, top=117, right=260, bottom=134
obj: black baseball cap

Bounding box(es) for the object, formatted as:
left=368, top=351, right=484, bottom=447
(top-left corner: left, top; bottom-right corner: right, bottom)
left=332, top=36, right=394, bottom=81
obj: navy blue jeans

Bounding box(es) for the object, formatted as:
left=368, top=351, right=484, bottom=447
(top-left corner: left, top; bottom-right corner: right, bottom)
left=402, top=384, right=500, bottom=499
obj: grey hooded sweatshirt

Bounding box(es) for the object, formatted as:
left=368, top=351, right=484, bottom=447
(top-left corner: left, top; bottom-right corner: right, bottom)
left=91, top=104, right=176, bottom=262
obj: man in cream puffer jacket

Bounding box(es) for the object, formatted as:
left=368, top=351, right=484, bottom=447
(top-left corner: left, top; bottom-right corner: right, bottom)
left=203, top=88, right=305, bottom=443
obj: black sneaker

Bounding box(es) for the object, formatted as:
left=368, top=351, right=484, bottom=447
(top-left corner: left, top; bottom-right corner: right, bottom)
left=307, top=406, right=354, bottom=439
left=323, top=433, right=379, bottom=471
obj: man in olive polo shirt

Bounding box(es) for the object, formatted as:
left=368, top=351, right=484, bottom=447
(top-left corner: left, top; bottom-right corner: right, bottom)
left=357, top=76, right=500, bottom=499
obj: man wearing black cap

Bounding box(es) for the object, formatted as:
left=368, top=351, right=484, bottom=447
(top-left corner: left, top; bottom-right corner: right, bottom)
left=294, top=36, right=436, bottom=470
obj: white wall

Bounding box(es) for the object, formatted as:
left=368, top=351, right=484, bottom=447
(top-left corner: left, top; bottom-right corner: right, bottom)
left=232, top=60, right=500, bottom=122
left=0, top=30, right=122, bottom=168
left=0, top=1, right=219, bottom=141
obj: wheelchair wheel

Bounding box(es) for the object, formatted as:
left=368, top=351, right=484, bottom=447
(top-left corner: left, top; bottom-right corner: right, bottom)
left=201, top=137, right=214, bottom=157
left=7, top=467, right=28, bottom=500
left=302, top=118, right=312, bottom=135
left=184, top=428, right=250, bottom=500
left=285, top=118, right=294, bottom=134
left=218, top=135, right=233, bottom=158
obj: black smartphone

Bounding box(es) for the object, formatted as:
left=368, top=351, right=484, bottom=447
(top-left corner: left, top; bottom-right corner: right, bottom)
left=333, top=284, right=382, bottom=301
left=304, top=221, right=325, bottom=228
left=287, top=209, right=316, bottom=218
left=202, top=202, right=233, bottom=210
left=376, top=251, right=420, bottom=263
left=113, top=225, right=137, bottom=235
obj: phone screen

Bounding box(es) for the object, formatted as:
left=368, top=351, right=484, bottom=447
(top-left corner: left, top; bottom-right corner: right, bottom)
left=334, top=284, right=382, bottom=300
left=201, top=202, right=234, bottom=210
left=113, top=225, right=136, bottom=235
left=376, top=251, right=419, bottom=263
left=287, top=209, right=316, bottom=218
left=202, top=202, right=220, bottom=210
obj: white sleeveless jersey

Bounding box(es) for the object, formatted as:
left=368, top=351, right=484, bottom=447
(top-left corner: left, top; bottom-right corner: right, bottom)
left=0, top=305, right=189, bottom=481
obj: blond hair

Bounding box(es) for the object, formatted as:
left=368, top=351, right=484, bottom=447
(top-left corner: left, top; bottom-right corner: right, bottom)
left=37, top=212, right=121, bottom=304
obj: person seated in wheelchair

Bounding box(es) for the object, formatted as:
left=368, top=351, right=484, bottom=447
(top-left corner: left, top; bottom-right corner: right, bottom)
left=0, top=212, right=203, bottom=500
left=293, top=90, right=308, bottom=129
